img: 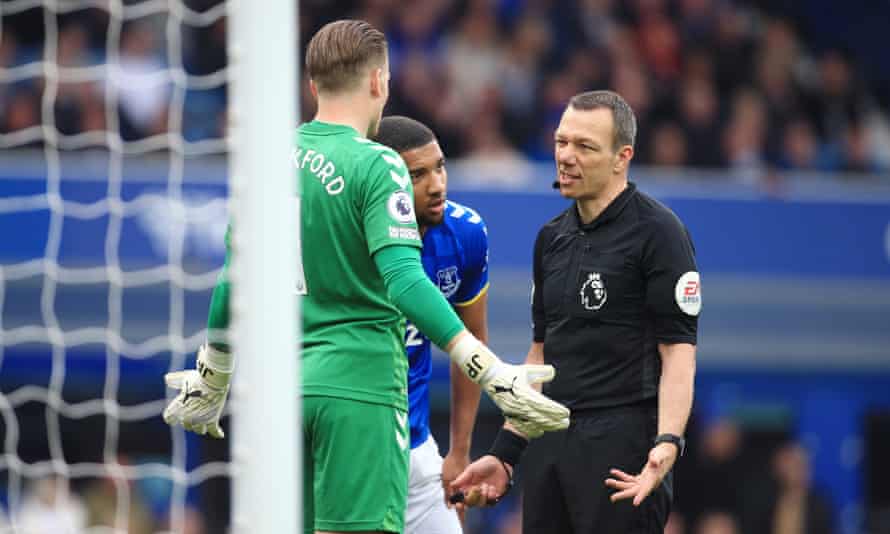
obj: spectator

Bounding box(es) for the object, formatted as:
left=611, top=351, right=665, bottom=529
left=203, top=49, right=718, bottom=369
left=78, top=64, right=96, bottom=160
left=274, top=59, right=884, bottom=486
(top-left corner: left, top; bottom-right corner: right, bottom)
left=16, top=475, right=87, bottom=534
left=650, top=121, right=688, bottom=167
left=637, top=13, right=682, bottom=85
left=841, top=120, right=884, bottom=174
left=610, top=61, right=655, bottom=156
left=387, top=50, right=465, bottom=156
left=499, top=14, right=552, bottom=148
left=57, top=23, right=92, bottom=68
left=444, top=2, right=503, bottom=122
left=807, top=50, right=868, bottom=146
left=711, top=4, right=756, bottom=98
left=386, top=1, right=446, bottom=74
left=677, top=0, right=718, bottom=45
left=82, top=473, right=155, bottom=534
left=723, top=88, right=768, bottom=183
left=664, top=511, right=687, bottom=534
left=3, top=88, right=41, bottom=134
left=0, top=31, right=19, bottom=67
left=696, top=510, right=740, bottom=534
left=679, top=419, right=745, bottom=531
left=766, top=442, right=835, bottom=534
left=778, top=116, right=838, bottom=171
left=678, top=76, right=723, bottom=168
left=576, top=0, right=618, bottom=49
left=112, top=20, right=170, bottom=140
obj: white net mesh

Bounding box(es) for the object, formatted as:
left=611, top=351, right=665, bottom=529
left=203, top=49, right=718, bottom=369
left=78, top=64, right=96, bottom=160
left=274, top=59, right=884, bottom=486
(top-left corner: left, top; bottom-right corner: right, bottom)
left=0, top=1, right=234, bottom=532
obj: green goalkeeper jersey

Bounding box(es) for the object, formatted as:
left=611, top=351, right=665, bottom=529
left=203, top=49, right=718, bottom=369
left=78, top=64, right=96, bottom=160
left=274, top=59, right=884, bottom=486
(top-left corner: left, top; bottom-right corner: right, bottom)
left=297, top=120, right=421, bottom=410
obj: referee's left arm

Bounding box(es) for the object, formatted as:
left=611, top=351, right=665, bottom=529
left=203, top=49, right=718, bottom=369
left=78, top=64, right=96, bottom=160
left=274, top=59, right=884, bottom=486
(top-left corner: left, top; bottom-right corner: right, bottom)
left=656, top=342, right=696, bottom=446
left=608, top=210, right=701, bottom=506
left=643, top=211, right=700, bottom=453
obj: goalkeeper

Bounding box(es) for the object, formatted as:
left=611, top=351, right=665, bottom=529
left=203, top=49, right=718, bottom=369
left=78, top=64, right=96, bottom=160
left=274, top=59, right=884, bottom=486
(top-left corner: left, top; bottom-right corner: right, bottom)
left=162, top=19, right=569, bottom=534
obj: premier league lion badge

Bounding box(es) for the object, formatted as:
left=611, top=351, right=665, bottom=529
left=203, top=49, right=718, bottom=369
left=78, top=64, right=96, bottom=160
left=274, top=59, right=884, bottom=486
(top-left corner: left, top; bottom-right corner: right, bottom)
left=580, top=272, right=607, bottom=311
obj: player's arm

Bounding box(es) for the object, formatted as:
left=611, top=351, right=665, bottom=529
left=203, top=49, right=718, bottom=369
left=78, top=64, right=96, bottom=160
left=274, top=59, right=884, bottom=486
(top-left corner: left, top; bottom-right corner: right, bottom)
left=448, top=216, right=490, bottom=459
left=645, top=217, right=699, bottom=456
left=657, top=342, right=695, bottom=440
left=163, top=230, right=234, bottom=438
left=440, top=290, right=486, bottom=499
left=607, top=216, right=700, bottom=506
left=448, top=295, right=486, bottom=456
left=442, top=292, right=487, bottom=515
left=206, top=262, right=231, bottom=352
left=606, top=343, right=695, bottom=506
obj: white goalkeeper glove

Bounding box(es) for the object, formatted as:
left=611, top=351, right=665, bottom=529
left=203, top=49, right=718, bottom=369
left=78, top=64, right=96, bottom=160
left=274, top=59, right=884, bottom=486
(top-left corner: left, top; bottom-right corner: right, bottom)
left=450, top=334, right=570, bottom=437
left=163, top=344, right=232, bottom=439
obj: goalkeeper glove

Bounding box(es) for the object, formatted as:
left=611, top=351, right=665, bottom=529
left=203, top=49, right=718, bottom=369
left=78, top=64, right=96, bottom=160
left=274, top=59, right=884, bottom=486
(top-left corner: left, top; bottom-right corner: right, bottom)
left=163, top=344, right=232, bottom=438
left=449, top=334, right=570, bottom=436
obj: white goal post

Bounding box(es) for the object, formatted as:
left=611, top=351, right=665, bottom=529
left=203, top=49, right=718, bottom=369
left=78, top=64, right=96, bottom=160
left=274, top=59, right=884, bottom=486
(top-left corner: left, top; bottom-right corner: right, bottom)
left=227, top=1, right=299, bottom=532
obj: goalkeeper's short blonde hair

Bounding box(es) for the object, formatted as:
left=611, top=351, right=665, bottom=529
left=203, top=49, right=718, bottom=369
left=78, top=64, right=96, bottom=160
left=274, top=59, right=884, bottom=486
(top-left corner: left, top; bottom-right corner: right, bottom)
left=306, top=19, right=387, bottom=94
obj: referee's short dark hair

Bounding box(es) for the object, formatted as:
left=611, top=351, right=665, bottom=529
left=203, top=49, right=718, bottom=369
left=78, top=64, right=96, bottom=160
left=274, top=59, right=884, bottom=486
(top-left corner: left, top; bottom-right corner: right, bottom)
left=569, top=90, right=637, bottom=151
left=373, top=115, right=436, bottom=153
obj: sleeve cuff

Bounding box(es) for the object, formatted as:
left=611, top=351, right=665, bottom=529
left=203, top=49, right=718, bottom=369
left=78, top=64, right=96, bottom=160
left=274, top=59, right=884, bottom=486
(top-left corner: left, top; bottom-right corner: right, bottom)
left=453, top=282, right=490, bottom=308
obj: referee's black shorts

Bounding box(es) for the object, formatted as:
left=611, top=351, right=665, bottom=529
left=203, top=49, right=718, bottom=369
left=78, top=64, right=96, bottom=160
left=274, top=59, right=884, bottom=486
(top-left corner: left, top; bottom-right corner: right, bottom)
left=522, top=399, right=672, bottom=534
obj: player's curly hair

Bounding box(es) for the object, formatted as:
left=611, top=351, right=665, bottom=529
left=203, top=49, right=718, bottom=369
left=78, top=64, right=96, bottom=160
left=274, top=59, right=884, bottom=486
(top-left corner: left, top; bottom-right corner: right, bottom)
left=306, top=20, right=387, bottom=93
left=373, top=116, right=436, bottom=153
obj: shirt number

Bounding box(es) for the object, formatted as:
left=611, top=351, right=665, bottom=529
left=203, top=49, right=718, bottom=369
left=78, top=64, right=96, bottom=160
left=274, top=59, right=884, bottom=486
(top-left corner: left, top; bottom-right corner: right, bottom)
left=405, top=323, right=424, bottom=347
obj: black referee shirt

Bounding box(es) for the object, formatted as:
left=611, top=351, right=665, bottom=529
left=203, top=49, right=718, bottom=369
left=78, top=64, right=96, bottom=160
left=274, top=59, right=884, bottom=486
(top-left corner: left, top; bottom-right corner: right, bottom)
left=531, top=182, right=700, bottom=412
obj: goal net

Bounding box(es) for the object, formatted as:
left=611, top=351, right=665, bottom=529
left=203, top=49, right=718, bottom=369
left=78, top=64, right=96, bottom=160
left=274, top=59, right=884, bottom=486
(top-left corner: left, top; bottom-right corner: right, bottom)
left=0, top=1, right=298, bottom=532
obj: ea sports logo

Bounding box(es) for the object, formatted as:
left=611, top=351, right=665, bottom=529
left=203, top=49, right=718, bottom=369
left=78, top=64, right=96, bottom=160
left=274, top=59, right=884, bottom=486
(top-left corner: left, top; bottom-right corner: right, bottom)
left=674, top=271, right=701, bottom=316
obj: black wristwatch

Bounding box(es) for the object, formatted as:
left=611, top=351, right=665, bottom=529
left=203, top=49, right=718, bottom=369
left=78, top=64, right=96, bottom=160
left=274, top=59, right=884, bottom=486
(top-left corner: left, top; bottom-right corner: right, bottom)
left=654, top=433, right=686, bottom=457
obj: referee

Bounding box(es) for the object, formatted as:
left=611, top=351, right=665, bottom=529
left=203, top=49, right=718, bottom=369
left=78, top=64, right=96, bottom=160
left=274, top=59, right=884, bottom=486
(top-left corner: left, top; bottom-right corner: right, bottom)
left=452, top=90, right=700, bottom=533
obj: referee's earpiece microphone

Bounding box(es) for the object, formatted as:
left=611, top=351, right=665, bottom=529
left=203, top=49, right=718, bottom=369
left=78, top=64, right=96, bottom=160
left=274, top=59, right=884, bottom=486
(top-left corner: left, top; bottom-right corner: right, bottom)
left=552, top=180, right=560, bottom=189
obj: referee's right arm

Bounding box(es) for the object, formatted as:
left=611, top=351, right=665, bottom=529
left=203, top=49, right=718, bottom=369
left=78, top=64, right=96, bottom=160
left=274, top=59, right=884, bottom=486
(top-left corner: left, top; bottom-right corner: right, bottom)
left=523, top=343, right=545, bottom=393
left=524, top=224, right=549, bottom=393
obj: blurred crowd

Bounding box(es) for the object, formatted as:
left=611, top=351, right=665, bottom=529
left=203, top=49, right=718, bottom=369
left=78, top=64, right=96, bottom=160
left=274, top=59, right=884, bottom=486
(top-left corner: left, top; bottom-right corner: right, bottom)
left=320, top=0, right=890, bottom=177
left=0, top=463, right=208, bottom=534
left=2, top=0, right=890, bottom=178
left=669, top=419, right=835, bottom=534
left=0, top=1, right=227, bottom=145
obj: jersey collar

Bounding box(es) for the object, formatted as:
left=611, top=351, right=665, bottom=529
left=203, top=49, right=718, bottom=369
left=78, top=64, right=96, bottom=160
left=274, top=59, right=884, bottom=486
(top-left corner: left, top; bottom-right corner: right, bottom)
left=301, top=120, right=361, bottom=136
left=572, top=181, right=637, bottom=231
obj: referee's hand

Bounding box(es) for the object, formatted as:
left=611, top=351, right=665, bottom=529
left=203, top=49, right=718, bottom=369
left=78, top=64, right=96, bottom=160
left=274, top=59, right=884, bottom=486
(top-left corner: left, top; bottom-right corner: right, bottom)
left=604, top=442, right=678, bottom=506
left=449, top=455, right=512, bottom=511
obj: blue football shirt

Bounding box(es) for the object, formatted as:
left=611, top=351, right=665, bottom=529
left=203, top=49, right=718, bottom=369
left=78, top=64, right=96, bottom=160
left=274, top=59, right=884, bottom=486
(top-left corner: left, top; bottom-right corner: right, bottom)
left=406, top=200, right=489, bottom=449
